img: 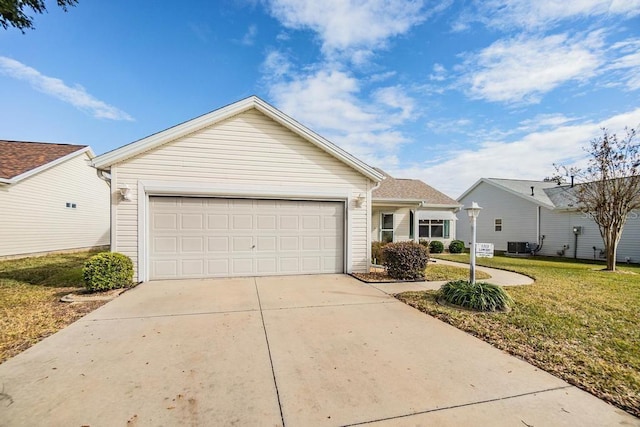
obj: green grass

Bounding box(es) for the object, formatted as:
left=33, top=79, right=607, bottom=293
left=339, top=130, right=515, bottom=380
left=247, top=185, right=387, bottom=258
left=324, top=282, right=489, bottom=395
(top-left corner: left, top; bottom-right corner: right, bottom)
left=0, top=250, right=108, bottom=363
left=424, top=263, right=491, bottom=281
left=398, top=254, right=640, bottom=417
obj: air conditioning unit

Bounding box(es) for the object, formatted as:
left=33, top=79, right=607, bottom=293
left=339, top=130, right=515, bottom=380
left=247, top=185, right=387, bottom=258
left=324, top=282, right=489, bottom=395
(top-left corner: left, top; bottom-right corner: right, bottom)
left=507, top=241, right=531, bottom=254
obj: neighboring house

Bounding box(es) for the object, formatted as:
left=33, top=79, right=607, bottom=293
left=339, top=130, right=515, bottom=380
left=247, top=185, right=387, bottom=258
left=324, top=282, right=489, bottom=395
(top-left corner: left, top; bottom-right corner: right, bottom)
left=91, top=96, right=384, bottom=282
left=371, top=169, right=462, bottom=246
left=0, top=140, right=110, bottom=258
left=457, top=178, right=640, bottom=263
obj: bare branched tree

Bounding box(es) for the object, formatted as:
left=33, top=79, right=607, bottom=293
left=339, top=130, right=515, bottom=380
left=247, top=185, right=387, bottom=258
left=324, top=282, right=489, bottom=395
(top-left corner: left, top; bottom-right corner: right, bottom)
left=560, top=127, right=640, bottom=270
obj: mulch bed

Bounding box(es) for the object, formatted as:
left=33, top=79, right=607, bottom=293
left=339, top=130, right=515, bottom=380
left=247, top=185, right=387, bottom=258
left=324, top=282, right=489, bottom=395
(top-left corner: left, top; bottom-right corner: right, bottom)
left=351, top=271, right=425, bottom=283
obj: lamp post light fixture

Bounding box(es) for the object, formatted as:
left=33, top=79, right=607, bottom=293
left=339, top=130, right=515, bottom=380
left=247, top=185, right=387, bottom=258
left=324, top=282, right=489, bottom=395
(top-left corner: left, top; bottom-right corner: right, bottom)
left=464, top=202, right=482, bottom=284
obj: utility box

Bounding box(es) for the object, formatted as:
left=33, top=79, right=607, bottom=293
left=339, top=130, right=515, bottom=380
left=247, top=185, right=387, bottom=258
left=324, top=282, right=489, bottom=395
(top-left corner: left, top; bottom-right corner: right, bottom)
left=572, top=226, right=582, bottom=235
left=507, top=241, right=531, bottom=254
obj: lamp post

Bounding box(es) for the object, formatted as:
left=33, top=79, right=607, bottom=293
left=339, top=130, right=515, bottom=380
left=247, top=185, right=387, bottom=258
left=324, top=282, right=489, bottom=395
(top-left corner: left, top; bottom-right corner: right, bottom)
left=464, top=202, right=482, bottom=284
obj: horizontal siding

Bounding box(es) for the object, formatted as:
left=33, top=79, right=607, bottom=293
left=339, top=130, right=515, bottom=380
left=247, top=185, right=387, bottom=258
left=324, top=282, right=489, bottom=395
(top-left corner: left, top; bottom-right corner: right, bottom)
left=458, top=182, right=538, bottom=250
left=113, top=109, right=370, bottom=280
left=540, top=209, right=640, bottom=263
left=0, top=153, right=110, bottom=257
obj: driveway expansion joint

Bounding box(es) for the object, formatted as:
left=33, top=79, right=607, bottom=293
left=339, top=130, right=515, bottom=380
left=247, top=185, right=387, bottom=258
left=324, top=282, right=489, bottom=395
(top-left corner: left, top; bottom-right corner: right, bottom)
left=254, top=278, right=286, bottom=427
left=341, top=385, right=575, bottom=426
left=260, top=300, right=396, bottom=312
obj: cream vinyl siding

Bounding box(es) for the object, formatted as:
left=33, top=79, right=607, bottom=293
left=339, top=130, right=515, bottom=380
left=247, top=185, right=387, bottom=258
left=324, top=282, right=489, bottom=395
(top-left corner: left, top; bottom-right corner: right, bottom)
left=0, top=153, right=110, bottom=257
left=112, top=109, right=370, bottom=280
left=457, top=182, right=538, bottom=251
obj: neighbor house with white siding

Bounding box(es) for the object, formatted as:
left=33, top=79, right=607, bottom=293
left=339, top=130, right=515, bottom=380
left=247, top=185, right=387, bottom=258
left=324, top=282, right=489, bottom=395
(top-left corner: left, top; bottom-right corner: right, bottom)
left=371, top=169, right=461, bottom=246
left=91, top=96, right=384, bottom=282
left=457, top=178, right=640, bottom=264
left=0, top=140, right=110, bottom=258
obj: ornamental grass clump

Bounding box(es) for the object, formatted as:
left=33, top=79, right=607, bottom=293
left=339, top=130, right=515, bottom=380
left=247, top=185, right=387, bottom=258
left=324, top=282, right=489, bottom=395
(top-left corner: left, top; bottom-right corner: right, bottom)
left=439, top=280, right=513, bottom=312
left=382, top=241, right=429, bottom=280
left=83, top=252, right=134, bottom=292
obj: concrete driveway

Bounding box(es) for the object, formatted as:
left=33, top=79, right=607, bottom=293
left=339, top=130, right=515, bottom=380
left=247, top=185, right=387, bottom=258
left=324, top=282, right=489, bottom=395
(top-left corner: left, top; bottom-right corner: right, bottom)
left=0, top=275, right=636, bottom=426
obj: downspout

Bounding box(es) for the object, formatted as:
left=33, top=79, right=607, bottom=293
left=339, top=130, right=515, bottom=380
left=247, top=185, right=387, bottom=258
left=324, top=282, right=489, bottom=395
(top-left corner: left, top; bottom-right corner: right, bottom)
left=368, top=179, right=384, bottom=271
left=96, top=168, right=112, bottom=253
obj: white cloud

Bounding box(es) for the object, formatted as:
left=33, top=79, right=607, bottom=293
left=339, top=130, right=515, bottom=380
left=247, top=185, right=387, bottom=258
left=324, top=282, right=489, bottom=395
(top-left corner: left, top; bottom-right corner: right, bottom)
left=265, top=62, right=416, bottom=166
left=459, top=31, right=605, bottom=104
left=389, top=108, right=640, bottom=198
left=265, top=0, right=436, bottom=58
left=606, top=38, right=640, bottom=90
left=240, top=24, right=258, bottom=46
left=461, top=0, right=640, bottom=30
left=429, top=63, right=447, bottom=81
left=0, top=56, right=133, bottom=121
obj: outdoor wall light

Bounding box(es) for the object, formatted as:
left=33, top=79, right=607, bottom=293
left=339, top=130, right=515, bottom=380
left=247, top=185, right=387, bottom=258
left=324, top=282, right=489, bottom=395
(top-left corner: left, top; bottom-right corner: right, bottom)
left=355, top=193, right=365, bottom=208
left=118, top=184, right=132, bottom=201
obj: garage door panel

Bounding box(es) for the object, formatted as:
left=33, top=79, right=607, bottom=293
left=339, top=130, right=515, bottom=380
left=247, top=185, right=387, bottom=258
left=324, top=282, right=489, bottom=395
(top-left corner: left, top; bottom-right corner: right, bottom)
left=149, top=197, right=344, bottom=279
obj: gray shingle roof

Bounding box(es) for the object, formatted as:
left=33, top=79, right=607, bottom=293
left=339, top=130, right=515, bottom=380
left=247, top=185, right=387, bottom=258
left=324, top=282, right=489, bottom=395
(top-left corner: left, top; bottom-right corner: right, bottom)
left=373, top=169, right=460, bottom=206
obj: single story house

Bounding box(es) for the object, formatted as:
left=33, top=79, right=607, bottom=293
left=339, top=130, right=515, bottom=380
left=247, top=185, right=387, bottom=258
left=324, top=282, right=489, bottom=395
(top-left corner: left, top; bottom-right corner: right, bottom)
left=371, top=169, right=462, bottom=246
left=457, top=178, right=640, bottom=263
left=91, top=96, right=385, bottom=282
left=0, top=140, right=110, bottom=258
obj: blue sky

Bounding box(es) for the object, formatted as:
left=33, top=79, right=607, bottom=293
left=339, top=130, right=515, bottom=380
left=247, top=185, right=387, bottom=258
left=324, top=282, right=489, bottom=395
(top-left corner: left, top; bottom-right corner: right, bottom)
left=1, top=0, right=639, bottom=197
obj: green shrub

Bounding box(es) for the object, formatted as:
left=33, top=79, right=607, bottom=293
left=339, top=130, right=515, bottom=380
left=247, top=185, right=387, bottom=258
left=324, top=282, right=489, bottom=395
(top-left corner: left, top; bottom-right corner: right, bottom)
left=439, top=280, right=513, bottom=312
left=448, top=240, right=465, bottom=254
left=83, top=252, right=134, bottom=292
left=372, top=241, right=387, bottom=264
left=429, top=240, right=444, bottom=254
left=382, top=241, right=429, bottom=280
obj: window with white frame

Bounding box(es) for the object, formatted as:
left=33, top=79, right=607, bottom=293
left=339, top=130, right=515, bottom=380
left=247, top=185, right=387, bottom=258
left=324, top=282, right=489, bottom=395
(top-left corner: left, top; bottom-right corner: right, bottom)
left=419, top=219, right=450, bottom=239
left=495, top=218, right=502, bottom=232
left=381, top=213, right=394, bottom=243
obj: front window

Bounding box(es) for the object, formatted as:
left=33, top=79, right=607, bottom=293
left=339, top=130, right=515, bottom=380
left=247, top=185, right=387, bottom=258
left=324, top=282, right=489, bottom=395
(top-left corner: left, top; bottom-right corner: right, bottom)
left=419, top=219, right=450, bottom=239
left=381, top=213, right=394, bottom=243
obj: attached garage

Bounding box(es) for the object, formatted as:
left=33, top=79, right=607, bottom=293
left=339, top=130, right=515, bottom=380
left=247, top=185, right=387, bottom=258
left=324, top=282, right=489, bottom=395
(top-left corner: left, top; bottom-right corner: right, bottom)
left=149, top=197, right=344, bottom=279
left=92, top=96, right=383, bottom=282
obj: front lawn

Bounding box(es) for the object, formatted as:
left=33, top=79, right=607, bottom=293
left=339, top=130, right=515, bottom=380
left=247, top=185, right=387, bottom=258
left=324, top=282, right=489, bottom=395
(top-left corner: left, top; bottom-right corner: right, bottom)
left=397, top=254, right=640, bottom=417
left=0, top=250, right=108, bottom=363
left=424, top=262, right=491, bottom=281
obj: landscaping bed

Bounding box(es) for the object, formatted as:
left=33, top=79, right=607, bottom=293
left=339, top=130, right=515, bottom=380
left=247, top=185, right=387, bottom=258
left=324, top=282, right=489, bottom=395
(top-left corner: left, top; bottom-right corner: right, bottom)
left=353, top=262, right=491, bottom=283
left=398, top=254, right=640, bottom=417
left=0, top=250, right=110, bottom=364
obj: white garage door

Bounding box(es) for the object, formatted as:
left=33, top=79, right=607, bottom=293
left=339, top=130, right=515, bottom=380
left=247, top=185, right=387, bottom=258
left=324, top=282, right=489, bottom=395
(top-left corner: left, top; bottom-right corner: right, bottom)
left=149, top=197, right=345, bottom=279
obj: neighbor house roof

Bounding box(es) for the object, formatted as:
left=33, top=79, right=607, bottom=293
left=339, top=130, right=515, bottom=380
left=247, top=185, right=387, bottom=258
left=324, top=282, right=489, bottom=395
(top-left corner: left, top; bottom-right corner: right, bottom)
left=372, top=169, right=460, bottom=207
left=91, top=96, right=385, bottom=183
left=0, top=140, right=91, bottom=184
left=458, top=177, right=593, bottom=210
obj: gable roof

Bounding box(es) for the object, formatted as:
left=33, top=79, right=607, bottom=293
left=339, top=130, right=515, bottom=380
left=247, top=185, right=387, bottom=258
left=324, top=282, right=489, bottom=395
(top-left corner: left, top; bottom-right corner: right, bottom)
left=91, top=96, right=384, bottom=182
left=457, top=178, right=581, bottom=210
left=373, top=169, right=460, bottom=207
left=0, top=140, right=90, bottom=185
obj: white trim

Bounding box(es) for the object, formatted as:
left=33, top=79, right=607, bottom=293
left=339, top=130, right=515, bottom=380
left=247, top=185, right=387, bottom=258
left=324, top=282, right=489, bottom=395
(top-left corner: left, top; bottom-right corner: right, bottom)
left=417, top=211, right=458, bottom=221
left=92, top=96, right=384, bottom=183
left=135, top=180, right=354, bottom=282
left=1, top=147, right=93, bottom=185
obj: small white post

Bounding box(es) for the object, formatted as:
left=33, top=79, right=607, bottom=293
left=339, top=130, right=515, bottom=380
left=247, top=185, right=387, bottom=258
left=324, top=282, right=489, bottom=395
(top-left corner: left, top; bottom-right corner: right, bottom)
left=464, top=202, right=482, bottom=284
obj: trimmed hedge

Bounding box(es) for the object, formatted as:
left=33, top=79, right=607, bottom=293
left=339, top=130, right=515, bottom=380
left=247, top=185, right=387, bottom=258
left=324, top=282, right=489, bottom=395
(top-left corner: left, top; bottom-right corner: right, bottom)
left=83, top=252, right=134, bottom=292
left=371, top=241, right=387, bottom=264
left=429, top=240, right=444, bottom=254
left=439, top=280, right=513, bottom=312
left=382, top=241, right=429, bottom=280
left=448, top=240, right=465, bottom=254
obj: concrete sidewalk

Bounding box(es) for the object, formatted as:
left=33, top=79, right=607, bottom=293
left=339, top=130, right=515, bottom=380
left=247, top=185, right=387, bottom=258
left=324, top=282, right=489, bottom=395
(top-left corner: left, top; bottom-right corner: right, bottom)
left=370, top=258, right=534, bottom=294
left=0, top=274, right=636, bottom=426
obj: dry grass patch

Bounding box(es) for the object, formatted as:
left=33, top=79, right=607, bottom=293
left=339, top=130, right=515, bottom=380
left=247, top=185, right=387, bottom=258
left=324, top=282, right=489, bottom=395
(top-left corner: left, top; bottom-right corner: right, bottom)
left=398, top=254, right=640, bottom=417
left=0, top=251, right=108, bottom=363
